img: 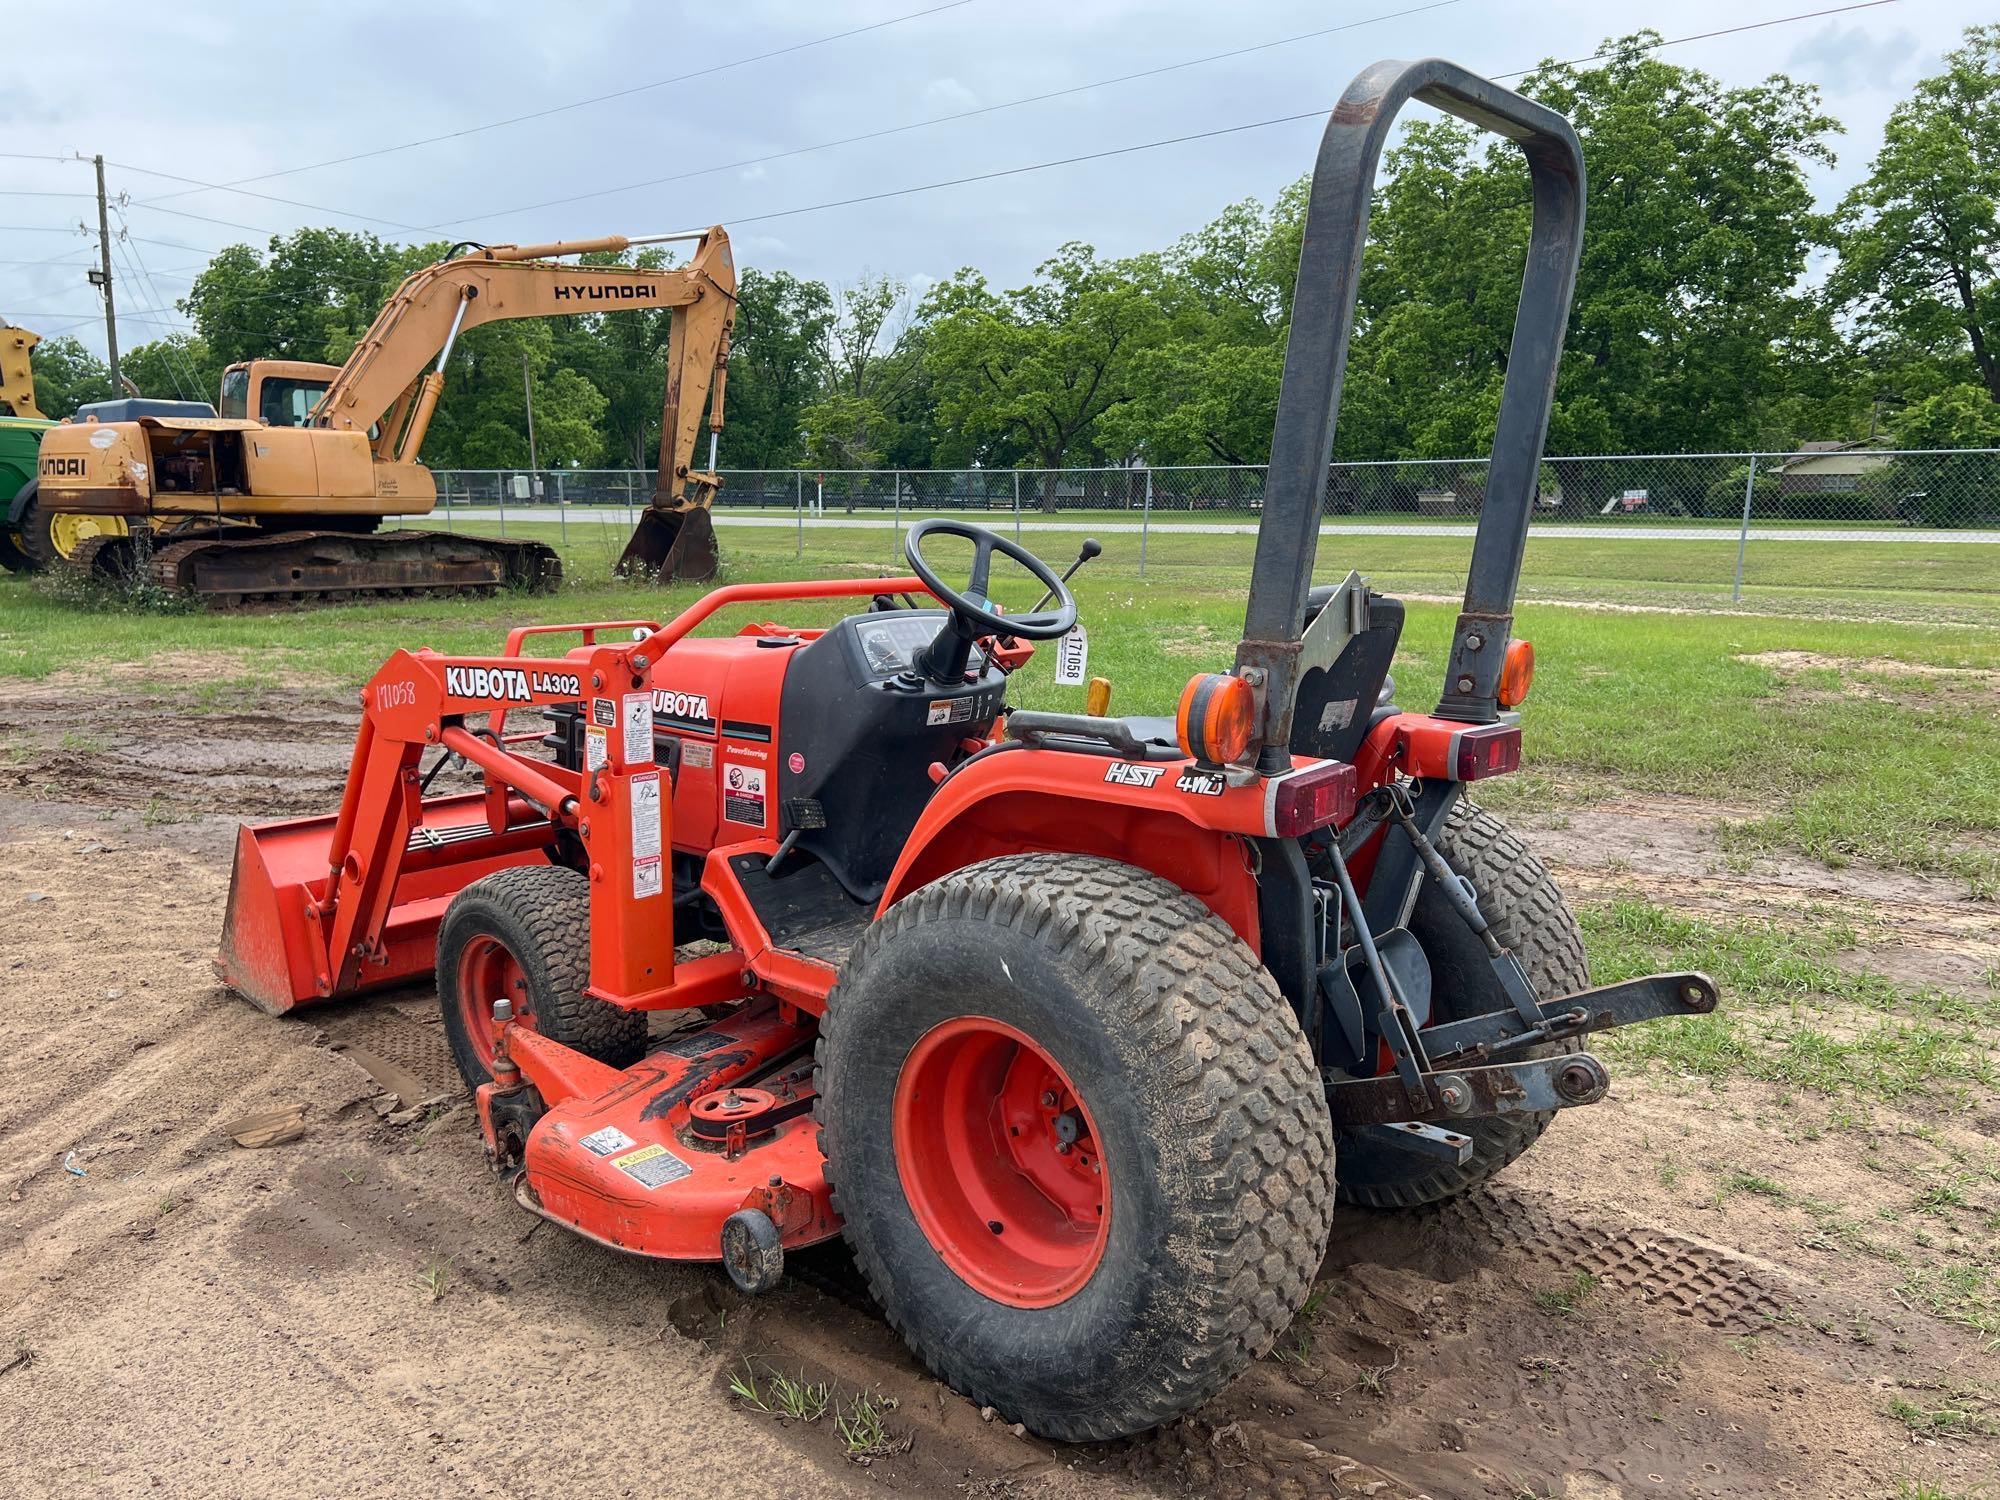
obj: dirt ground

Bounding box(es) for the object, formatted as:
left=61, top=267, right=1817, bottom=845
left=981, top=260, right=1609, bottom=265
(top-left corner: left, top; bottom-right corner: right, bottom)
left=2, top=659, right=1995, bottom=1499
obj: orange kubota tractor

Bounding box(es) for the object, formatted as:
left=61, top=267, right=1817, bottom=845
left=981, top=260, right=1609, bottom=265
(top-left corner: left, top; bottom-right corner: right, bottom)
left=215, top=61, right=1718, bottom=1440
left=29, top=229, right=735, bottom=604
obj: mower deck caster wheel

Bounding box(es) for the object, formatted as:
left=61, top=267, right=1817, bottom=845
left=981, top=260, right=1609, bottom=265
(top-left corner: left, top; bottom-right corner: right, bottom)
left=720, top=1209, right=784, bottom=1295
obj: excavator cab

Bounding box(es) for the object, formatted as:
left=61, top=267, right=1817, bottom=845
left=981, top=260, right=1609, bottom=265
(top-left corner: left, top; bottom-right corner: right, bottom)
left=217, top=360, right=341, bottom=429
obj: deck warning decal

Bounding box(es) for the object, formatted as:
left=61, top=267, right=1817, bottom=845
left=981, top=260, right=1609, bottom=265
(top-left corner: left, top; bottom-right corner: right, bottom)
left=579, top=1125, right=634, bottom=1157
left=609, top=1143, right=692, bottom=1190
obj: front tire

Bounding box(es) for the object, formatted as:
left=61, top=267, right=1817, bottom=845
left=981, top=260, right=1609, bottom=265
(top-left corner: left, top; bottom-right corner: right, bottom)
left=816, top=854, right=1336, bottom=1442
left=436, top=865, right=647, bottom=1089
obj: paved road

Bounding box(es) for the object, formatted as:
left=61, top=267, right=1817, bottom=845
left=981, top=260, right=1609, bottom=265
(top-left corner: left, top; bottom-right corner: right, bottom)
left=429, top=506, right=2000, bottom=545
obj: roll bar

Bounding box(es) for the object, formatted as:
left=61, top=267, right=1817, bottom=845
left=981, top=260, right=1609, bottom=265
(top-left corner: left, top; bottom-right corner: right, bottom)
left=1236, top=58, right=1586, bottom=756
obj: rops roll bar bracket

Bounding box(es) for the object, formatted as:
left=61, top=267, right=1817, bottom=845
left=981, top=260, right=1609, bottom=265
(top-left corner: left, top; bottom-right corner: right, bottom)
left=1235, top=59, right=1586, bottom=758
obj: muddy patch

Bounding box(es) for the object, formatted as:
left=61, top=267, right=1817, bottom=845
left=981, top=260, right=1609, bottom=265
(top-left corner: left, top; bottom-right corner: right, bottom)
left=3, top=663, right=1998, bottom=1498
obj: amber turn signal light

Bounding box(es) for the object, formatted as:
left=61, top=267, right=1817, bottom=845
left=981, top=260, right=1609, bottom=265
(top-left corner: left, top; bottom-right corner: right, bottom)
left=1498, top=638, right=1535, bottom=708
left=1177, top=672, right=1255, bottom=765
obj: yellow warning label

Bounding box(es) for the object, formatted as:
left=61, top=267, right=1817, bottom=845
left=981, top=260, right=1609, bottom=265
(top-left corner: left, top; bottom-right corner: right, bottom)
left=609, top=1142, right=692, bottom=1190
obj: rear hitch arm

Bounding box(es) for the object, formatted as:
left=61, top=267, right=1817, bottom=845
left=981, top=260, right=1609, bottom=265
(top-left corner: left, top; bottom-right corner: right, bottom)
left=1421, top=971, right=1718, bottom=1067
left=1326, top=1050, right=1612, bottom=1128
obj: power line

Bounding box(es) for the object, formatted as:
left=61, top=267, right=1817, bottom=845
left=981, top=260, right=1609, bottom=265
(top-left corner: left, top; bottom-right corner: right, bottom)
left=432, top=0, right=1464, bottom=232
left=131, top=0, right=979, bottom=206
left=658, top=0, right=1909, bottom=235
left=106, top=162, right=423, bottom=233
left=113, top=204, right=206, bottom=397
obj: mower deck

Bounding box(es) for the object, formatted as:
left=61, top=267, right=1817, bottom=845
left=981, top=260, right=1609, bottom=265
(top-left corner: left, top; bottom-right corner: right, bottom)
left=490, top=999, right=836, bottom=1262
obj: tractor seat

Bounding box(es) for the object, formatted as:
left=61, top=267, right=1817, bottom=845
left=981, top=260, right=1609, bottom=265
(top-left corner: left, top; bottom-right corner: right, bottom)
left=1121, top=716, right=1181, bottom=750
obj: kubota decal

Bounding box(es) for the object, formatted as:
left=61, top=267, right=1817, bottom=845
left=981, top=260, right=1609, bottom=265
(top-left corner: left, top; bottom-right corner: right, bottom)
left=1104, top=762, right=1166, bottom=788
left=651, top=689, right=714, bottom=731
left=443, top=665, right=580, bottom=702
left=1176, top=769, right=1226, bottom=797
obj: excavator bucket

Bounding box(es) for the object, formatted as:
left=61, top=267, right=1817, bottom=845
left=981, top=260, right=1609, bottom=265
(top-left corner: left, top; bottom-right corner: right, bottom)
left=618, top=505, right=720, bottom=583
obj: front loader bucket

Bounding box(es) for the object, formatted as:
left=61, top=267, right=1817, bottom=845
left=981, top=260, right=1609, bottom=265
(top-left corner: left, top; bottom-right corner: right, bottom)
left=215, top=791, right=557, bottom=1015
left=617, top=506, right=719, bottom=583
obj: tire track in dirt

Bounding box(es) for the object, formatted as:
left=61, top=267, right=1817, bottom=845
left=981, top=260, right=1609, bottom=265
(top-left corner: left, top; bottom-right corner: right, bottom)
left=5, top=675, right=1997, bottom=1497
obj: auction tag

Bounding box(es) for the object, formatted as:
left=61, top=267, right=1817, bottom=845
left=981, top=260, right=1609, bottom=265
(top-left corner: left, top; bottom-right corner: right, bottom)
left=1055, top=625, right=1089, bottom=686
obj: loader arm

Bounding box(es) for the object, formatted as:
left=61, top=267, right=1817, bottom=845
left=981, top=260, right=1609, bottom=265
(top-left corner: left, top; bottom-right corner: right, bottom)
left=310, top=230, right=737, bottom=503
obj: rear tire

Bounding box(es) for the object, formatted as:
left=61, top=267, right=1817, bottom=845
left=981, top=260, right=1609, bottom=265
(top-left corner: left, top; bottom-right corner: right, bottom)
left=816, top=854, right=1335, bottom=1442
left=436, top=865, right=647, bottom=1090
left=1334, top=800, right=1589, bottom=1208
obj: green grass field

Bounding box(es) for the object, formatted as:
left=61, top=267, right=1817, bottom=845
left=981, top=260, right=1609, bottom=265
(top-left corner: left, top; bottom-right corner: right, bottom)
left=6, top=519, right=1999, bottom=896
left=406, top=512, right=2000, bottom=622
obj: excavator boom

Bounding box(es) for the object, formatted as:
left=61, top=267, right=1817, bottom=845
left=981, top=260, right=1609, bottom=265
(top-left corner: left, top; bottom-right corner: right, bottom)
left=29, top=227, right=740, bottom=601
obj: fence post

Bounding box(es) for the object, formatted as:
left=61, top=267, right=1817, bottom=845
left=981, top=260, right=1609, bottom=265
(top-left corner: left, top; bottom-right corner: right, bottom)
left=498, top=476, right=507, bottom=537
left=1731, top=456, right=1758, bottom=603
left=893, top=470, right=902, bottom=564
left=1013, top=470, right=1021, bottom=542
left=1139, top=469, right=1153, bottom=576
left=556, top=472, right=568, bottom=544
left=795, top=470, right=804, bottom=559
left=441, top=471, right=453, bottom=532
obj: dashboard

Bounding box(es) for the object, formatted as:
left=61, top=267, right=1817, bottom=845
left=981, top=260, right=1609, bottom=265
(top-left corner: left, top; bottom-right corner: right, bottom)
left=852, top=612, right=946, bottom=676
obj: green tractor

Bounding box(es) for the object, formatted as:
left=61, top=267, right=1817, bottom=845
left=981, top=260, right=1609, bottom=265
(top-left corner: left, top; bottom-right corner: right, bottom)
left=0, top=322, right=127, bottom=573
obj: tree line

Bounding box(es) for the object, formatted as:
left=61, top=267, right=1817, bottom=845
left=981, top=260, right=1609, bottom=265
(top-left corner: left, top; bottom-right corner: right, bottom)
left=30, top=27, right=2000, bottom=479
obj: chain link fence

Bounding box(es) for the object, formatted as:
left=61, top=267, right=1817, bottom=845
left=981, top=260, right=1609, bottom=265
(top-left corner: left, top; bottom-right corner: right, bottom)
left=422, top=449, right=2000, bottom=615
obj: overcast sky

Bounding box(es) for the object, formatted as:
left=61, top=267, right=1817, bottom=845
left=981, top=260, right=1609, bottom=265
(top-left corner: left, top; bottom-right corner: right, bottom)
left=0, top=0, right=1981, bottom=363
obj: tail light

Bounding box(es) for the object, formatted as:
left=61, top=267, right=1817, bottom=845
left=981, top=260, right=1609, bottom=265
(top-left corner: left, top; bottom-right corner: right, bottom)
left=1451, top=723, right=1522, bottom=781
left=1269, top=760, right=1357, bottom=836
left=1498, top=639, right=1535, bottom=708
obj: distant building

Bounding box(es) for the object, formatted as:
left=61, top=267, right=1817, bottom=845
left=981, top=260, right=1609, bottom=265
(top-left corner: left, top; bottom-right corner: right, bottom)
left=1774, top=439, right=1893, bottom=495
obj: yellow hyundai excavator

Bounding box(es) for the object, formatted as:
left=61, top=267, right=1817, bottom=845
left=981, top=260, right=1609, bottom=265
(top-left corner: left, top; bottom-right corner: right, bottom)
left=31, top=228, right=736, bottom=604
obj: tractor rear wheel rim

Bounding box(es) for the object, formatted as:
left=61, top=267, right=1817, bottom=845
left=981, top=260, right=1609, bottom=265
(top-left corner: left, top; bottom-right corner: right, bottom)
left=893, top=1015, right=1110, bottom=1308
left=457, top=935, right=535, bottom=1069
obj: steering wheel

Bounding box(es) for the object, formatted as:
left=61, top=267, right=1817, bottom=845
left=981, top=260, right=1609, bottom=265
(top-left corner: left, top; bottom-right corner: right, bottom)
left=904, top=518, right=1078, bottom=685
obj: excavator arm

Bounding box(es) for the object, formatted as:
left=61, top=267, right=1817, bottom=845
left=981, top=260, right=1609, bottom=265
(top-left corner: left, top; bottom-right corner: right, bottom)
left=312, top=228, right=737, bottom=511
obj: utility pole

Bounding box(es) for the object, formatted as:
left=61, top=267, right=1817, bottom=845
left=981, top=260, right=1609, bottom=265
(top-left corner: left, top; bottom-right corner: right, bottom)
left=90, top=154, right=119, bottom=386
left=522, top=351, right=540, bottom=488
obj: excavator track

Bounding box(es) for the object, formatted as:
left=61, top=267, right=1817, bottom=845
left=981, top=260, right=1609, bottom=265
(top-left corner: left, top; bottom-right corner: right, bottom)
left=142, top=528, right=562, bottom=608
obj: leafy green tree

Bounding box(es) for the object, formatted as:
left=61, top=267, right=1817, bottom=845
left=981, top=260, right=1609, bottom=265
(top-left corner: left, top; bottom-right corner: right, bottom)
left=799, top=274, right=921, bottom=475
left=424, top=321, right=606, bottom=469
left=1889, top=383, right=2000, bottom=525
left=26, top=336, right=113, bottom=416
left=1099, top=198, right=1296, bottom=464
left=121, top=334, right=223, bottom=405
left=1833, top=25, right=2000, bottom=405
left=922, top=245, right=1167, bottom=505
left=1339, top=33, right=1845, bottom=484
left=183, top=228, right=438, bottom=368
left=725, top=268, right=834, bottom=468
